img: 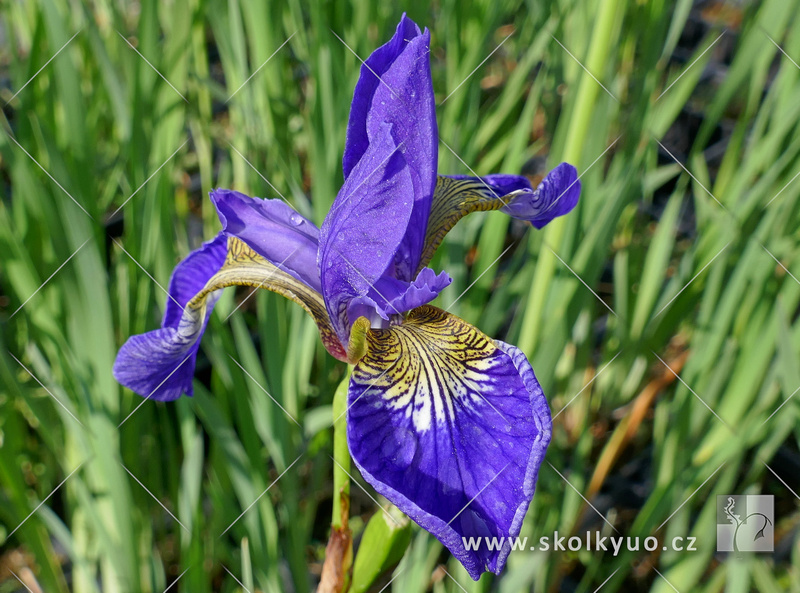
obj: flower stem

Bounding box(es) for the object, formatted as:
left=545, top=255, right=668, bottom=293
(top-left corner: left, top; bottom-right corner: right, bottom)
left=317, top=367, right=353, bottom=593
left=332, top=366, right=352, bottom=529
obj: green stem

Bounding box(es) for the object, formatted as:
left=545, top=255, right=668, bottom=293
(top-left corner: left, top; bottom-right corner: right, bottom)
left=332, top=366, right=352, bottom=529
left=518, top=0, right=622, bottom=356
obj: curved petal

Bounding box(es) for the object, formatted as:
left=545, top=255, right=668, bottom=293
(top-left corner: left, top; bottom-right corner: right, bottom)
left=347, top=305, right=552, bottom=579
left=344, top=15, right=419, bottom=176
left=442, top=173, right=534, bottom=196
left=499, top=163, right=580, bottom=229
left=319, top=123, right=415, bottom=344
left=346, top=267, right=452, bottom=328
left=418, top=164, right=581, bottom=271
left=114, top=236, right=346, bottom=401
left=197, top=237, right=346, bottom=361
left=340, top=14, right=437, bottom=281
left=211, top=189, right=322, bottom=292
left=162, top=232, right=228, bottom=328
left=115, top=233, right=228, bottom=400
left=112, top=313, right=212, bottom=401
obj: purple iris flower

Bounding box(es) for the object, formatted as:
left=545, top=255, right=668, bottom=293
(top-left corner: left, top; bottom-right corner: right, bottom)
left=113, top=15, right=579, bottom=580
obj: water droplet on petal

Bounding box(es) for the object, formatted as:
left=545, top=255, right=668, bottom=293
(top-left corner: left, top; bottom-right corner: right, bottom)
left=290, top=213, right=304, bottom=226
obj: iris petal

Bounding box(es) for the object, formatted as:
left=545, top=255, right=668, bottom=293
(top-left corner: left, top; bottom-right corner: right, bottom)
left=499, top=163, right=581, bottom=229
left=114, top=233, right=228, bottom=400
left=418, top=165, right=581, bottom=271
left=346, top=267, right=452, bottom=328
left=211, top=189, right=322, bottom=292
left=339, top=14, right=437, bottom=283
left=347, top=305, right=551, bottom=579
left=320, top=123, right=415, bottom=344
left=189, top=237, right=345, bottom=361
left=343, top=15, right=433, bottom=180
left=114, top=236, right=347, bottom=402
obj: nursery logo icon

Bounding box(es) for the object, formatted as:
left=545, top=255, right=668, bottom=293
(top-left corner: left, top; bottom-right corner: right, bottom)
left=716, top=495, right=773, bottom=552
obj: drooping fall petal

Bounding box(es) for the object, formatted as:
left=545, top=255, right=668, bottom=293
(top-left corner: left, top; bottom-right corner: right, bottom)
left=114, top=234, right=228, bottom=400
left=113, top=236, right=347, bottom=402
left=346, top=305, right=551, bottom=579
left=418, top=164, right=580, bottom=271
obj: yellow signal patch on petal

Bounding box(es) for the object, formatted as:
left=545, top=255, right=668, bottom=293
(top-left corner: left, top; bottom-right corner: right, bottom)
left=351, top=305, right=508, bottom=433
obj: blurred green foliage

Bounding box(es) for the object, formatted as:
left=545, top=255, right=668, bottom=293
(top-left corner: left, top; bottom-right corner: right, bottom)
left=1, top=0, right=799, bottom=591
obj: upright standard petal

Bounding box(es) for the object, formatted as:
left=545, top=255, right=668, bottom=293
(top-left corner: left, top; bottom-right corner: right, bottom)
left=114, top=233, right=228, bottom=401
left=211, top=189, right=322, bottom=292
left=347, top=305, right=552, bottom=579
left=341, top=14, right=437, bottom=281
left=321, top=123, right=417, bottom=344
